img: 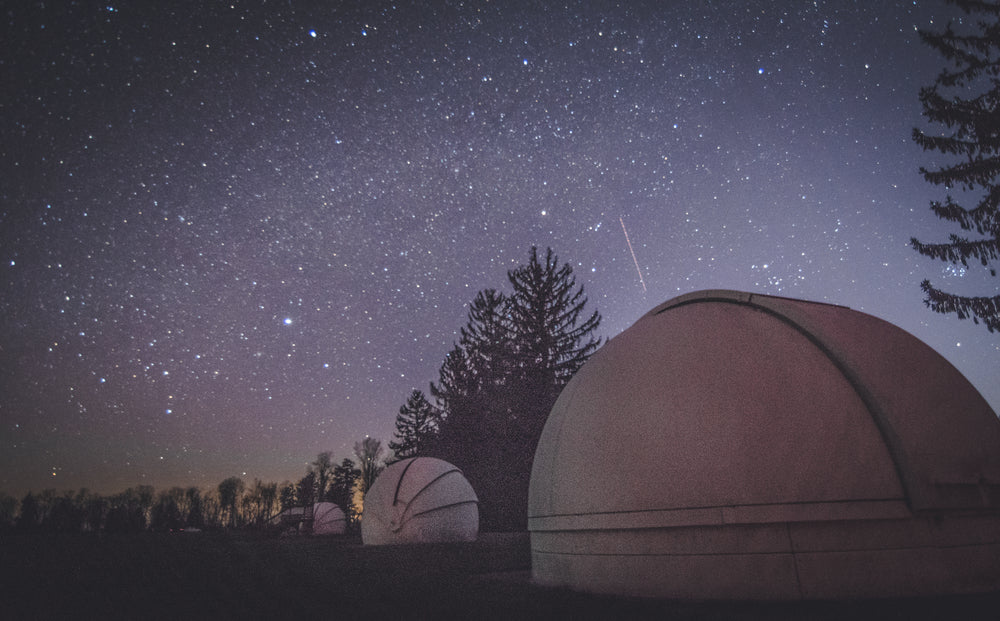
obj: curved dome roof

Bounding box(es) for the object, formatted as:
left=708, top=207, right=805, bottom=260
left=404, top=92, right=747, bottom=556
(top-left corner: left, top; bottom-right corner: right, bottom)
left=270, top=502, right=345, bottom=535
left=529, top=290, right=1000, bottom=599
left=362, top=457, right=479, bottom=545
left=311, top=502, right=346, bottom=535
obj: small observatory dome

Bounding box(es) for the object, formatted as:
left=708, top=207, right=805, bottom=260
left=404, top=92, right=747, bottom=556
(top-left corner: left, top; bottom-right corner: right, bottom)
left=311, top=502, right=346, bottom=535
left=528, top=290, right=1000, bottom=600
left=362, top=457, right=479, bottom=545
left=271, top=502, right=346, bottom=535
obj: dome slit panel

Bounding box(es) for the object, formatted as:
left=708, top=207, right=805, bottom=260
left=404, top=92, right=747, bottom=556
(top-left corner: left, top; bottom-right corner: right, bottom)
left=408, top=499, right=481, bottom=520
left=393, top=457, right=420, bottom=506
left=396, top=469, right=466, bottom=528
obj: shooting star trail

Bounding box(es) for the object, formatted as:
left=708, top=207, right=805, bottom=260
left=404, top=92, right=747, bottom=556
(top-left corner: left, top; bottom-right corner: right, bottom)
left=620, top=216, right=647, bottom=293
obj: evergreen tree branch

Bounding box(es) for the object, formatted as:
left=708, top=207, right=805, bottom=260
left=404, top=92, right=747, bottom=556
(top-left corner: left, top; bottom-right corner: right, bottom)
left=911, top=0, right=1000, bottom=332
left=911, top=234, right=1000, bottom=267
left=921, top=280, right=1000, bottom=331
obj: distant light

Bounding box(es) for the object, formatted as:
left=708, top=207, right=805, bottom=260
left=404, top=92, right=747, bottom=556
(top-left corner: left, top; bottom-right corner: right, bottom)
left=309, top=29, right=317, bottom=38
left=283, top=317, right=293, bottom=325
left=758, top=68, right=764, bottom=74
left=523, top=58, right=529, bottom=66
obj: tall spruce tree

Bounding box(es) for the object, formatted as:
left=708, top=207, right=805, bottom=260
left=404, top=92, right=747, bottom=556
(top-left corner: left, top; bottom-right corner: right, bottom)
left=911, top=0, right=1000, bottom=331
left=430, top=344, right=476, bottom=438
left=502, top=247, right=601, bottom=529
left=429, top=247, right=601, bottom=530
left=508, top=247, right=602, bottom=402
left=388, top=389, right=439, bottom=460
left=430, top=288, right=519, bottom=529
left=430, top=291, right=515, bottom=459
left=460, top=289, right=516, bottom=392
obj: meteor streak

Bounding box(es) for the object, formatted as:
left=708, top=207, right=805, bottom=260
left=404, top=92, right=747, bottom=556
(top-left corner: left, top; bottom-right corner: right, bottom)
left=620, top=216, right=647, bottom=293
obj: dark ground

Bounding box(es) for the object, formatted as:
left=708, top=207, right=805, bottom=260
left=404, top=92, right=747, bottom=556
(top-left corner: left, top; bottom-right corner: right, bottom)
left=1, top=531, right=997, bottom=620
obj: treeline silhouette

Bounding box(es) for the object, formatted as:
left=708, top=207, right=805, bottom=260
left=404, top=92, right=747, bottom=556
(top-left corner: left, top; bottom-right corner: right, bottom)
left=2, top=247, right=603, bottom=534
left=0, top=449, right=366, bottom=534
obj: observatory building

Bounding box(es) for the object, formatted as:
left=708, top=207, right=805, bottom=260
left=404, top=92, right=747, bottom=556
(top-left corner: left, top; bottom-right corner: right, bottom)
left=362, top=457, right=479, bottom=545
left=271, top=501, right=346, bottom=535
left=310, top=502, right=347, bottom=535
left=528, top=290, right=1000, bottom=599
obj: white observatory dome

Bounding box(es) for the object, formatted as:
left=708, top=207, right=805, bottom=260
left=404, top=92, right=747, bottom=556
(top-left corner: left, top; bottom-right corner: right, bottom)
left=529, top=290, right=1000, bottom=599
left=363, top=457, right=479, bottom=545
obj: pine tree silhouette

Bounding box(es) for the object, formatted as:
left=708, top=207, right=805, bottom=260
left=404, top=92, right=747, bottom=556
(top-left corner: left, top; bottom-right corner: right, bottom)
left=912, top=0, right=1000, bottom=331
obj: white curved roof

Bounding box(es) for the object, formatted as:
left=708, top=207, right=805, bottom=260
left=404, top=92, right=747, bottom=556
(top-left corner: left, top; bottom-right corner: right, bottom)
left=311, top=502, right=346, bottom=535
left=271, top=502, right=345, bottom=535
left=362, top=457, right=479, bottom=545
left=528, top=290, right=1000, bottom=598
left=531, top=290, right=1000, bottom=525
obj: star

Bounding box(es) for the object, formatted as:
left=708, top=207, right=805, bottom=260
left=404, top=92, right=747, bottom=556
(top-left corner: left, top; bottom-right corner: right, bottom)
left=0, top=0, right=994, bottom=499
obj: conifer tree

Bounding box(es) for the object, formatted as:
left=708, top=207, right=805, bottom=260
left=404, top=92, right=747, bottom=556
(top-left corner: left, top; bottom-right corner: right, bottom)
left=428, top=247, right=601, bottom=530
left=911, top=0, right=1000, bottom=331
left=508, top=247, right=602, bottom=405
left=502, top=247, right=601, bottom=529
left=460, top=289, right=516, bottom=393
left=429, top=288, right=520, bottom=529
left=388, top=389, right=440, bottom=460
left=430, top=290, right=516, bottom=461
left=429, top=344, right=475, bottom=441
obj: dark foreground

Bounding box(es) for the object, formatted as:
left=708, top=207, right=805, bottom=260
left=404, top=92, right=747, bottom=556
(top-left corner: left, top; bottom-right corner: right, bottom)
left=2, top=531, right=997, bottom=620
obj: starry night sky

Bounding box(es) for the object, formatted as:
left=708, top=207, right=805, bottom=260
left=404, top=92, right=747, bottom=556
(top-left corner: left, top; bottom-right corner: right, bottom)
left=2, top=0, right=998, bottom=497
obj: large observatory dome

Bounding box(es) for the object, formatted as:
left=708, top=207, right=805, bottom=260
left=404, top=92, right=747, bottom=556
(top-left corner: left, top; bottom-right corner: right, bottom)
left=528, top=290, right=1000, bottom=599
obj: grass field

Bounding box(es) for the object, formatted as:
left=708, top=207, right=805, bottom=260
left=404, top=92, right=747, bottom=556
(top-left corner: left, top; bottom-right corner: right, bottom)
left=2, top=531, right=998, bottom=620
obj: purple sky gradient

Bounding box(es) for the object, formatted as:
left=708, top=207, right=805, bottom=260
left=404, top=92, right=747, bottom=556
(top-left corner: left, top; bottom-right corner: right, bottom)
left=2, top=1, right=997, bottom=497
